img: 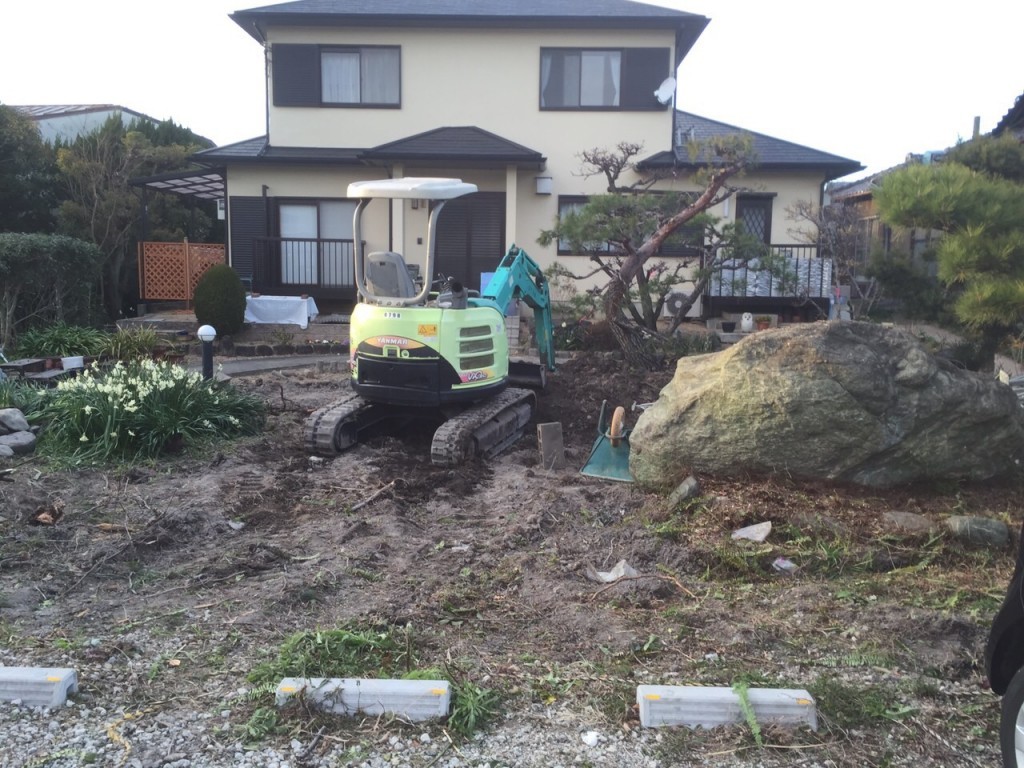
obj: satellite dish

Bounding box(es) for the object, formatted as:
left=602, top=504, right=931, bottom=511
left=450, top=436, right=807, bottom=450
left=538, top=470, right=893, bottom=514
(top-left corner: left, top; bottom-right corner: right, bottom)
left=654, top=77, right=676, bottom=105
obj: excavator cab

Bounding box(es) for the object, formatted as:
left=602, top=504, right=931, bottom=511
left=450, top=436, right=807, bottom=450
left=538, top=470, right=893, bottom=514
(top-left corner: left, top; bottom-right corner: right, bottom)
left=364, top=251, right=418, bottom=299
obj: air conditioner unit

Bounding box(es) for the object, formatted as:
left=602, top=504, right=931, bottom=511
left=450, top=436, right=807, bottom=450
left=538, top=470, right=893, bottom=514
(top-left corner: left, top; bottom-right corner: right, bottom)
left=663, top=292, right=688, bottom=317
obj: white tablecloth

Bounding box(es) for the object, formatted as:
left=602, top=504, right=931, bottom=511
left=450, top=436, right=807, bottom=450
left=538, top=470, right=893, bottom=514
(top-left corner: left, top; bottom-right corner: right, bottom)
left=244, top=296, right=320, bottom=329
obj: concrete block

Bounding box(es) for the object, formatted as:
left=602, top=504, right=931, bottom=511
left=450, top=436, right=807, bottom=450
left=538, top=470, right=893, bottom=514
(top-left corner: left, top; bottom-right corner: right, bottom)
left=276, top=678, right=449, bottom=722
left=0, top=667, right=78, bottom=707
left=637, top=685, right=817, bottom=730
left=537, top=422, right=566, bottom=470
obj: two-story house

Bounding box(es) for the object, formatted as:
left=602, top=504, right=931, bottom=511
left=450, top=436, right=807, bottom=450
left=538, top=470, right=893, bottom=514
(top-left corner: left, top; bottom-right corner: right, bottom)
left=181, top=0, right=861, bottom=319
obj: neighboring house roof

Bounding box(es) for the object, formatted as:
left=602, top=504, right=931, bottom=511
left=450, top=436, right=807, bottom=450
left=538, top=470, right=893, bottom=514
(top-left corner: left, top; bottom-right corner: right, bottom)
left=231, top=0, right=708, bottom=64
left=640, top=111, right=864, bottom=181
left=12, top=104, right=156, bottom=122
left=993, top=91, right=1024, bottom=138
left=13, top=104, right=165, bottom=145
left=826, top=168, right=897, bottom=202
left=193, top=127, right=545, bottom=168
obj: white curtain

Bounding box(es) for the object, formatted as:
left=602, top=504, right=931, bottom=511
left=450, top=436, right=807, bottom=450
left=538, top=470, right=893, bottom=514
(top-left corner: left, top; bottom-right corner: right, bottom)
left=279, top=204, right=318, bottom=284
left=322, top=51, right=360, bottom=103
left=361, top=48, right=400, bottom=104
left=540, top=51, right=581, bottom=107
left=319, top=201, right=356, bottom=287
left=580, top=51, right=619, bottom=106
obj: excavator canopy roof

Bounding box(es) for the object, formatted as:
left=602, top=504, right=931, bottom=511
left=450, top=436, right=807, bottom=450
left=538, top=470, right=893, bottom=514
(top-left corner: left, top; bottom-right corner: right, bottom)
left=347, top=177, right=478, bottom=200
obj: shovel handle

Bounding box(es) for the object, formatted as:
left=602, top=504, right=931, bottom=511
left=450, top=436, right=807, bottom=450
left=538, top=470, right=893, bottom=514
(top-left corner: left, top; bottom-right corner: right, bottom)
left=609, top=406, right=626, bottom=447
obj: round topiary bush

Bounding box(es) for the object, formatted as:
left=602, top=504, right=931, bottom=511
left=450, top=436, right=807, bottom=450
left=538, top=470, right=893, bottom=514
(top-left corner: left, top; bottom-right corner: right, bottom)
left=193, top=264, right=247, bottom=337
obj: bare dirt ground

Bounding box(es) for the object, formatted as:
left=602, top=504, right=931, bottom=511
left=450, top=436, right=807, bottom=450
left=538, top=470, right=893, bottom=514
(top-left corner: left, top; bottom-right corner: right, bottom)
left=0, top=351, right=1016, bottom=767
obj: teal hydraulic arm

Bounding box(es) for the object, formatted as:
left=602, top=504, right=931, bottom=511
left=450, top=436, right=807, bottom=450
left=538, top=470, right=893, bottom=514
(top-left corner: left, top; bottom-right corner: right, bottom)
left=481, top=245, right=556, bottom=371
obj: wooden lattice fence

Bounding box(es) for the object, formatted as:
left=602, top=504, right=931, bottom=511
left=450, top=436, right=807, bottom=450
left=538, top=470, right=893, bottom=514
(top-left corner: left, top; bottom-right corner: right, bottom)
left=139, top=241, right=225, bottom=302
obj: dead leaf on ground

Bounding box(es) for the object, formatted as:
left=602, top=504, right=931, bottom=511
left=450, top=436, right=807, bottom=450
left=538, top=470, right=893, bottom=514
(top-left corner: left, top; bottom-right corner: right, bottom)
left=31, top=499, right=65, bottom=526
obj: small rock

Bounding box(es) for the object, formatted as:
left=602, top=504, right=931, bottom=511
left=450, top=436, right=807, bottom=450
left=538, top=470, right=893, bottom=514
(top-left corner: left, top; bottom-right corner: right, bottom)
left=772, top=557, right=799, bottom=574
left=0, top=408, right=30, bottom=433
left=0, top=430, right=35, bottom=455
left=666, top=476, right=700, bottom=510
left=419, top=733, right=431, bottom=744
left=732, top=521, right=771, bottom=542
left=883, top=511, right=936, bottom=533
left=581, top=731, right=600, bottom=747
left=945, top=515, right=1009, bottom=547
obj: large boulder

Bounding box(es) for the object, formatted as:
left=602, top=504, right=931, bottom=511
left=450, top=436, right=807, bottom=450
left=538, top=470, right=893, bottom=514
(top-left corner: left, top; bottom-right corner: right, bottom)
left=630, top=322, right=1024, bottom=489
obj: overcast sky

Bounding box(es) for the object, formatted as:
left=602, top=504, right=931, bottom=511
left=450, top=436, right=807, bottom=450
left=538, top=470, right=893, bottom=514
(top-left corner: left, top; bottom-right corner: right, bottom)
left=3, top=0, right=1020, bottom=181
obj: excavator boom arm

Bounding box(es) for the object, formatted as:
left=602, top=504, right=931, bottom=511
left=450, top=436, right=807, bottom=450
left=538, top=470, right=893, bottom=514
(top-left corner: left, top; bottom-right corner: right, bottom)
left=481, top=245, right=556, bottom=371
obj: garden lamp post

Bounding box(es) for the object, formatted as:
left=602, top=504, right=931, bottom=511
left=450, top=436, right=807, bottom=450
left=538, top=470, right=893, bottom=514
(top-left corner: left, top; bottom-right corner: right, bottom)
left=197, top=325, right=216, bottom=380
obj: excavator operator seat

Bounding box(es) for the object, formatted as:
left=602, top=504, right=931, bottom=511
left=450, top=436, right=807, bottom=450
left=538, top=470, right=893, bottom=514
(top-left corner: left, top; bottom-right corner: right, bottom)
left=365, top=251, right=417, bottom=299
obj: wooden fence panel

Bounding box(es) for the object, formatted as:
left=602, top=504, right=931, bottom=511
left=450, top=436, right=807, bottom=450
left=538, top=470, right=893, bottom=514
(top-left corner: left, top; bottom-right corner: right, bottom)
left=139, top=241, right=225, bottom=302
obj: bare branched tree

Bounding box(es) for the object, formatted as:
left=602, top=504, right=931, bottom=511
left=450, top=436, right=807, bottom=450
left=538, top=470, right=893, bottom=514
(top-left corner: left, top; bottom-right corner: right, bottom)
left=787, top=200, right=879, bottom=319
left=539, top=137, right=761, bottom=365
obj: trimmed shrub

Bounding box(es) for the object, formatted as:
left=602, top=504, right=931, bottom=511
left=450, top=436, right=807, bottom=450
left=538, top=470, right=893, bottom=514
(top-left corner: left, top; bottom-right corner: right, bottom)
left=194, top=264, right=246, bottom=337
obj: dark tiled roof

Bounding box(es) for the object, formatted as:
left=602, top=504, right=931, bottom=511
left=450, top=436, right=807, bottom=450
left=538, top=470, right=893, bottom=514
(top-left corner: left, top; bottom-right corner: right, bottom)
left=192, top=136, right=363, bottom=164
left=993, top=91, right=1024, bottom=137
left=827, top=166, right=903, bottom=201
left=192, top=127, right=544, bottom=167
left=231, top=0, right=708, bottom=60
left=235, top=0, right=700, bottom=20
left=363, top=126, right=544, bottom=165
left=638, top=111, right=863, bottom=180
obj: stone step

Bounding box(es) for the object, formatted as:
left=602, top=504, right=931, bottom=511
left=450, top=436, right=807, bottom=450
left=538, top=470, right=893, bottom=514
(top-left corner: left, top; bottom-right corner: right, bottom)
left=0, top=667, right=78, bottom=708
left=637, top=685, right=817, bottom=730
left=275, top=678, right=449, bottom=721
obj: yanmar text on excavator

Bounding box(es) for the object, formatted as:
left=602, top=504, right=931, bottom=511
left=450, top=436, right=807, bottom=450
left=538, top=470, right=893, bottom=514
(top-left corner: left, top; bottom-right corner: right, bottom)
left=303, top=177, right=556, bottom=466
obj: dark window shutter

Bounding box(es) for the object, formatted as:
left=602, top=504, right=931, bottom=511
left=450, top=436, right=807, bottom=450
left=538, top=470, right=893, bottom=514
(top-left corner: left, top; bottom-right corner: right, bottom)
left=435, top=193, right=505, bottom=292
left=229, top=196, right=268, bottom=283
left=272, top=44, right=320, bottom=107
left=620, top=48, right=670, bottom=110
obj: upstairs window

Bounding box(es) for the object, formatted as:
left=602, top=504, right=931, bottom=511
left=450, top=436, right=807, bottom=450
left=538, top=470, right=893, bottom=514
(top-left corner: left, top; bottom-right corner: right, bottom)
left=540, top=47, right=670, bottom=111
left=321, top=47, right=400, bottom=106
left=541, top=50, right=621, bottom=108
left=272, top=44, right=400, bottom=108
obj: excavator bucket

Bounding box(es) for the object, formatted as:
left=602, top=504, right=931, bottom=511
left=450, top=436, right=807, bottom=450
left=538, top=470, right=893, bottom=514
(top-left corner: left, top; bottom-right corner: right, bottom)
left=508, top=359, right=547, bottom=389
left=580, top=401, right=634, bottom=483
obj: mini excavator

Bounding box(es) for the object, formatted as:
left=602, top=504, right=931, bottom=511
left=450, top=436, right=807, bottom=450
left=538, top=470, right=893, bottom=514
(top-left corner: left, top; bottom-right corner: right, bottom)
left=304, top=177, right=556, bottom=465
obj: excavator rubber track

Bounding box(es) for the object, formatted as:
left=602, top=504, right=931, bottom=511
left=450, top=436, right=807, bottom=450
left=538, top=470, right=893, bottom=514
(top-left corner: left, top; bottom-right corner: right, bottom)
left=430, top=387, right=536, bottom=466
left=304, top=387, right=537, bottom=464
left=303, top=391, right=374, bottom=456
